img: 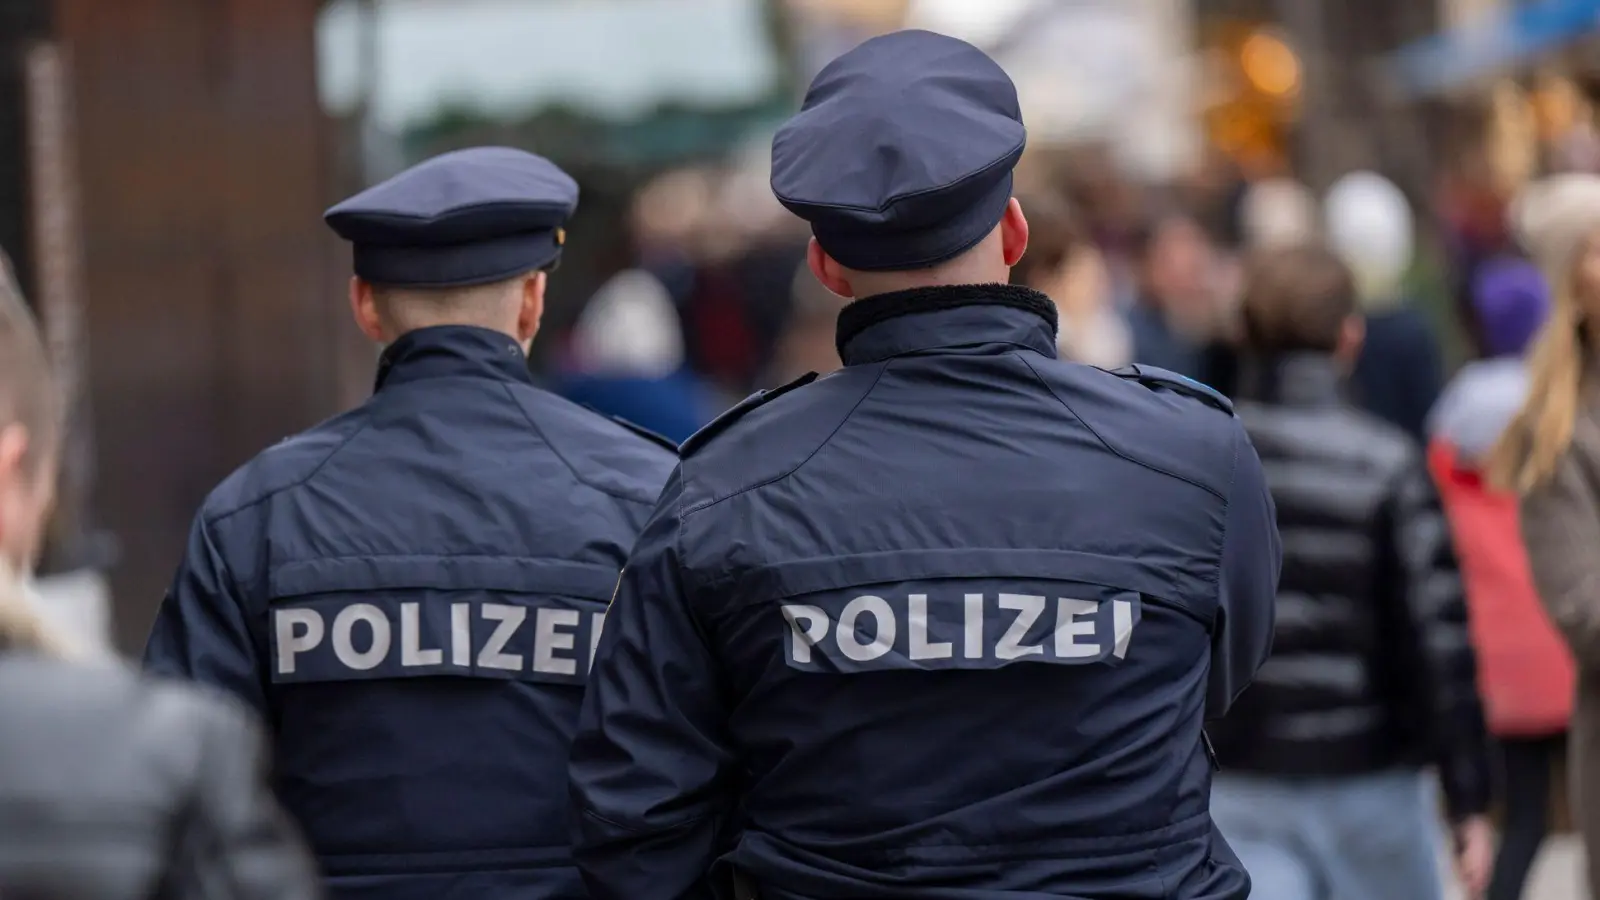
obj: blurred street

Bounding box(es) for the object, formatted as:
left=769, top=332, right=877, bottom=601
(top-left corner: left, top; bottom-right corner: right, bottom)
left=2, top=0, right=1600, bottom=896
left=1447, top=837, right=1589, bottom=900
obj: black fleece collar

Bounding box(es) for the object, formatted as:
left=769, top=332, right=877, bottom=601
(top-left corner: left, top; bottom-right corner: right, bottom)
left=835, top=283, right=1058, bottom=364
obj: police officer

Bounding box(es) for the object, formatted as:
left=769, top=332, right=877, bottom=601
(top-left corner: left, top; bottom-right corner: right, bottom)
left=144, top=146, right=677, bottom=899
left=568, top=31, right=1281, bottom=900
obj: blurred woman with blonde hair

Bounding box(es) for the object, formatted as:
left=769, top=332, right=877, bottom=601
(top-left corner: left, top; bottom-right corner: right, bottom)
left=0, top=283, right=318, bottom=897
left=1489, top=173, right=1600, bottom=897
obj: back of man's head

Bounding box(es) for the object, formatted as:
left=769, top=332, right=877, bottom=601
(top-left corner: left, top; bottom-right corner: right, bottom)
left=1240, top=245, right=1358, bottom=356
left=770, top=30, right=1031, bottom=299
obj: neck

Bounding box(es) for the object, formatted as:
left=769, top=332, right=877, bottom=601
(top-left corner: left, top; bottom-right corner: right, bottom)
left=849, top=266, right=1010, bottom=299
left=385, top=322, right=529, bottom=353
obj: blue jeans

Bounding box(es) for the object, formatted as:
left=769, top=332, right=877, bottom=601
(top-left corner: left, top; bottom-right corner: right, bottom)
left=1210, top=769, right=1447, bottom=900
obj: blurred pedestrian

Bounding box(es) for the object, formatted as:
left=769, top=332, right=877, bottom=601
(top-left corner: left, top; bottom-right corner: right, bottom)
left=1326, top=170, right=1445, bottom=445
left=554, top=268, right=720, bottom=443
left=1237, top=177, right=1320, bottom=253
left=143, top=148, right=676, bottom=899
left=761, top=261, right=849, bottom=386
left=1010, top=191, right=1131, bottom=368
left=1490, top=172, right=1600, bottom=900
left=1430, top=256, right=1572, bottom=900
left=1126, top=210, right=1223, bottom=380
left=0, top=287, right=319, bottom=898
left=1211, top=245, right=1495, bottom=900
left=571, top=29, right=1279, bottom=900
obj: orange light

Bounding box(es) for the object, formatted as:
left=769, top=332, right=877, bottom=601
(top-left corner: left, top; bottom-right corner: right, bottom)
left=1240, top=31, right=1300, bottom=98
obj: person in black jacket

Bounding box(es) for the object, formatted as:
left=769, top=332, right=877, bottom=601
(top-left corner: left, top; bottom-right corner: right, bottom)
left=1208, top=245, right=1494, bottom=900
left=0, top=286, right=318, bottom=898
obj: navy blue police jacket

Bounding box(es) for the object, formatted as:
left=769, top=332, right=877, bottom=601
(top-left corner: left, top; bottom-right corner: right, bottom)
left=569, top=285, right=1281, bottom=900
left=143, top=325, right=677, bottom=900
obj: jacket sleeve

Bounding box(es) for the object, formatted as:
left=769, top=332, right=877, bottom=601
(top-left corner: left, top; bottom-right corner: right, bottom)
left=568, top=467, right=735, bottom=900
left=143, top=513, right=266, bottom=712
left=1387, top=456, right=1492, bottom=820
left=176, top=691, right=321, bottom=900
left=1522, top=448, right=1600, bottom=666
left=1207, top=422, right=1281, bottom=718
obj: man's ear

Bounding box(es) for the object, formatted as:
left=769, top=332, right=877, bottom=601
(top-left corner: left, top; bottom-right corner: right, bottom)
left=1001, top=197, right=1029, bottom=268
left=349, top=277, right=385, bottom=343
left=516, top=271, right=548, bottom=344
left=806, top=238, right=854, bottom=299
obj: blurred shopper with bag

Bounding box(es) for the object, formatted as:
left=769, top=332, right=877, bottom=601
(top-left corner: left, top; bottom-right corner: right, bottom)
left=1491, top=173, right=1600, bottom=900
left=1429, top=256, right=1573, bottom=900
left=0, top=287, right=318, bottom=898
left=1209, top=245, right=1494, bottom=900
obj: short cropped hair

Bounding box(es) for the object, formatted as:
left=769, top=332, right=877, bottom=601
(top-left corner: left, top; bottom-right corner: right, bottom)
left=1240, top=244, right=1358, bottom=354
left=0, top=276, right=59, bottom=470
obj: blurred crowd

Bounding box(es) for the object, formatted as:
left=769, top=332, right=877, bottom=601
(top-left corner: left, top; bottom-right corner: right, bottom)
left=533, top=130, right=1600, bottom=899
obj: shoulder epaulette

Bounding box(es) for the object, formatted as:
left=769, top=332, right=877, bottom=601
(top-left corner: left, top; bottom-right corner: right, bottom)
left=1106, top=363, right=1234, bottom=415
left=680, top=371, right=818, bottom=458
left=606, top=415, right=680, bottom=454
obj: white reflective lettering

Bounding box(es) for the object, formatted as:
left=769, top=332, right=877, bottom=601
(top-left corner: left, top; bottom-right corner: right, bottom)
left=478, top=604, right=526, bottom=671
left=589, top=611, right=606, bottom=673
left=783, top=604, right=829, bottom=664
left=274, top=608, right=324, bottom=675
left=836, top=595, right=896, bottom=661
left=1054, top=598, right=1100, bottom=659
left=450, top=603, right=471, bottom=666
left=332, top=603, right=391, bottom=671
left=907, top=593, right=952, bottom=660
left=400, top=602, right=443, bottom=667
left=963, top=593, right=985, bottom=659
left=533, top=608, right=580, bottom=675
left=1113, top=599, right=1136, bottom=659
left=996, top=594, right=1046, bottom=660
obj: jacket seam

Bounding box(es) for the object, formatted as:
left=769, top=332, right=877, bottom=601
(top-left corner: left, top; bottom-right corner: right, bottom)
left=502, top=382, right=658, bottom=506
left=205, top=418, right=374, bottom=527
left=1015, top=353, right=1224, bottom=500
left=577, top=803, right=711, bottom=837
left=681, top=362, right=889, bottom=517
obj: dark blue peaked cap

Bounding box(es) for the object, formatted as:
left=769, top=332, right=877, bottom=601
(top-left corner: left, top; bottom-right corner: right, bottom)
left=771, top=29, right=1026, bottom=272
left=324, top=146, right=579, bottom=288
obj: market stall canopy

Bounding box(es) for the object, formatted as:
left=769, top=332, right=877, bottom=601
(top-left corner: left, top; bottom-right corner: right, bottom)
left=1386, top=0, right=1600, bottom=98
left=317, top=0, right=783, bottom=130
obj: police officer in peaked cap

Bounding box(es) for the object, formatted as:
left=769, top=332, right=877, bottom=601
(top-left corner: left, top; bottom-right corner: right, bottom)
left=569, top=31, right=1282, bottom=900
left=144, top=146, right=677, bottom=899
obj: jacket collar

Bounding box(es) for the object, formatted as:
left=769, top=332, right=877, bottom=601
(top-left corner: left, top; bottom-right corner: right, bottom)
left=374, top=325, right=534, bottom=393
left=835, top=283, right=1059, bottom=366
left=1234, top=352, right=1346, bottom=407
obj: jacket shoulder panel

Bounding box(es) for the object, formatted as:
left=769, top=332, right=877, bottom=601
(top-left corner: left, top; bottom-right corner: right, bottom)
left=509, top=386, right=678, bottom=505
left=595, top=411, right=680, bottom=455
left=679, top=367, right=879, bottom=512
left=1103, top=363, right=1234, bottom=415
left=1038, top=360, right=1241, bottom=499
left=203, top=407, right=371, bottom=523
left=680, top=372, right=818, bottom=459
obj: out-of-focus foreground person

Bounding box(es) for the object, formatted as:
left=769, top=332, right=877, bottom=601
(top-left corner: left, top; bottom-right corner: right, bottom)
left=1210, top=246, right=1494, bottom=900
left=0, top=294, right=319, bottom=898
left=1490, top=173, right=1600, bottom=900
left=570, top=29, right=1280, bottom=900
left=143, top=147, right=676, bottom=899
left=1429, top=257, right=1572, bottom=900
